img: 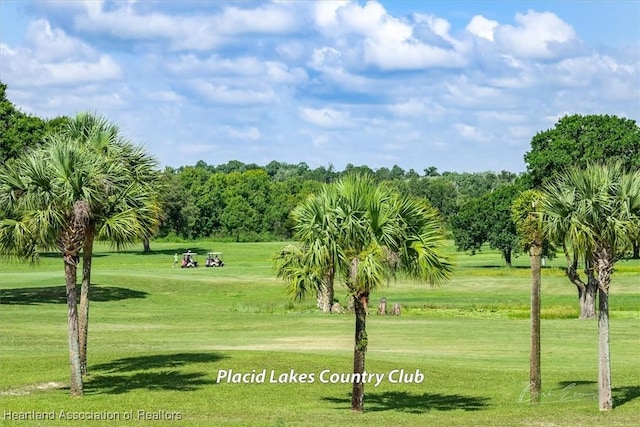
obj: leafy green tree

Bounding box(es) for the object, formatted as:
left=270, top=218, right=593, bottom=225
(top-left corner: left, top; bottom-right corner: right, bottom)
left=450, top=197, right=487, bottom=254
left=276, top=174, right=451, bottom=411
left=424, top=166, right=440, bottom=177
left=525, top=114, right=640, bottom=188
left=446, top=171, right=517, bottom=205
left=486, top=185, right=521, bottom=265
left=541, top=162, right=640, bottom=411
left=220, top=195, right=257, bottom=241
left=400, top=176, right=458, bottom=224
left=525, top=114, right=640, bottom=318
left=0, top=82, right=67, bottom=162
left=343, top=163, right=374, bottom=177
left=196, top=173, right=226, bottom=238
left=178, top=164, right=215, bottom=238
left=157, top=168, right=197, bottom=239
left=512, top=190, right=545, bottom=404
left=0, top=137, right=112, bottom=396
left=221, top=170, right=272, bottom=239
left=305, top=164, right=337, bottom=183
left=451, top=184, right=521, bottom=266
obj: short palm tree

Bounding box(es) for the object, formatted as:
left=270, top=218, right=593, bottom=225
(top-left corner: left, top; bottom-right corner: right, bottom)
left=542, top=179, right=598, bottom=319
left=276, top=173, right=451, bottom=412
left=277, top=185, right=340, bottom=312
left=0, top=137, right=110, bottom=396
left=541, top=162, right=640, bottom=411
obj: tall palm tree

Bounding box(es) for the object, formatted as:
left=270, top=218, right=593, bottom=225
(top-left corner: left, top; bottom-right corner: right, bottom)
left=60, top=112, right=162, bottom=375
left=276, top=174, right=452, bottom=412
left=0, top=137, right=110, bottom=396
left=541, top=163, right=640, bottom=411
left=512, top=190, right=545, bottom=404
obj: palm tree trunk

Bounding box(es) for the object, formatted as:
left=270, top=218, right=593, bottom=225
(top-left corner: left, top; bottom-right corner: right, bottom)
left=597, top=286, right=612, bottom=410
left=595, top=248, right=613, bottom=411
left=316, top=268, right=335, bottom=313
left=580, top=268, right=597, bottom=320
left=591, top=245, right=615, bottom=411
left=351, top=293, right=368, bottom=412
left=79, top=225, right=95, bottom=376
left=563, top=246, right=596, bottom=319
left=143, top=236, right=151, bottom=253
left=529, top=240, right=542, bottom=404
left=64, top=256, right=84, bottom=397
left=632, top=240, right=639, bottom=259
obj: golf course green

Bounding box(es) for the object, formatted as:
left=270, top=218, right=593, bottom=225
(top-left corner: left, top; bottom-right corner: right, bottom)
left=1, top=241, right=639, bottom=426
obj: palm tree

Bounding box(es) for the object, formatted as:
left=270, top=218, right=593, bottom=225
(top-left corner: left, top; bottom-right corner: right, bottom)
left=60, top=112, right=162, bottom=375
left=541, top=163, right=640, bottom=411
left=512, top=190, right=545, bottom=404
left=542, top=182, right=598, bottom=319
left=0, top=137, right=110, bottom=396
left=276, top=174, right=452, bottom=412
left=277, top=186, right=340, bottom=312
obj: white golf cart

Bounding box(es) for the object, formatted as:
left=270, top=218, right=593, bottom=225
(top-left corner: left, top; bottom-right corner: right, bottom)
left=181, top=252, right=198, bottom=268
left=205, top=252, right=224, bottom=267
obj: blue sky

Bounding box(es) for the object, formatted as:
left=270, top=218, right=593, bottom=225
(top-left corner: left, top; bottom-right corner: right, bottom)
left=1, top=1, right=638, bottom=174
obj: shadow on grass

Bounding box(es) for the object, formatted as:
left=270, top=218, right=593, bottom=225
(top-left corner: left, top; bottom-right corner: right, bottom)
left=129, top=247, right=213, bottom=256
left=0, top=284, right=147, bottom=305
left=37, top=252, right=108, bottom=259
left=323, top=391, right=490, bottom=413
left=86, top=352, right=225, bottom=395
left=557, top=381, right=596, bottom=387
left=614, top=386, right=640, bottom=407
left=557, top=381, right=640, bottom=407
left=28, top=247, right=216, bottom=257
left=92, top=352, right=225, bottom=373
left=464, top=264, right=531, bottom=270
left=85, top=370, right=214, bottom=394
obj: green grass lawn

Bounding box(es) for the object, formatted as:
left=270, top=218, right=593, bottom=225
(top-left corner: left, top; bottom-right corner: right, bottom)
left=1, top=241, right=639, bottom=426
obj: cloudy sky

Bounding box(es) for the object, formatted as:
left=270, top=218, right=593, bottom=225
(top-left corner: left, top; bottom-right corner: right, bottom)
left=1, top=1, right=638, bottom=174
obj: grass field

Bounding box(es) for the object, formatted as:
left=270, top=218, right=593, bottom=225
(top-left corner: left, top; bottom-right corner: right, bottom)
left=1, top=241, right=639, bottom=426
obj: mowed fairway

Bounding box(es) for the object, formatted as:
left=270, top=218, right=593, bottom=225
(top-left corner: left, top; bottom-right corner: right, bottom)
left=1, top=241, right=639, bottom=426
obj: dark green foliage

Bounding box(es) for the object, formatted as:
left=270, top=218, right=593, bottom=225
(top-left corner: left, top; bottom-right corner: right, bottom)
left=451, top=198, right=488, bottom=255
left=156, top=167, right=198, bottom=239
left=525, top=114, right=640, bottom=188
left=451, top=184, right=522, bottom=266
left=0, top=82, right=68, bottom=163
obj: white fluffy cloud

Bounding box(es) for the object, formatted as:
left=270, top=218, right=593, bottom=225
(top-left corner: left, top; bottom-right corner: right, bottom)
left=494, top=10, right=578, bottom=59
left=0, top=19, right=121, bottom=87
left=25, top=19, right=95, bottom=61
left=466, top=15, right=498, bottom=41
left=1, top=1, right=637, bottom=173
left=53, top=1, right=302, bottom=51
left=312, top=1, right=468, bottom=70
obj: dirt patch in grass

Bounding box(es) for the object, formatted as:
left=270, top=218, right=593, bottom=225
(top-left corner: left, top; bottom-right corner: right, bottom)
left=0, top=381, right=65, bottom=396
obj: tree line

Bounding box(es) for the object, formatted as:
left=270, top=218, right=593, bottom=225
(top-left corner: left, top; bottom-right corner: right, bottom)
left=156, top=162, right=519, bottom=242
